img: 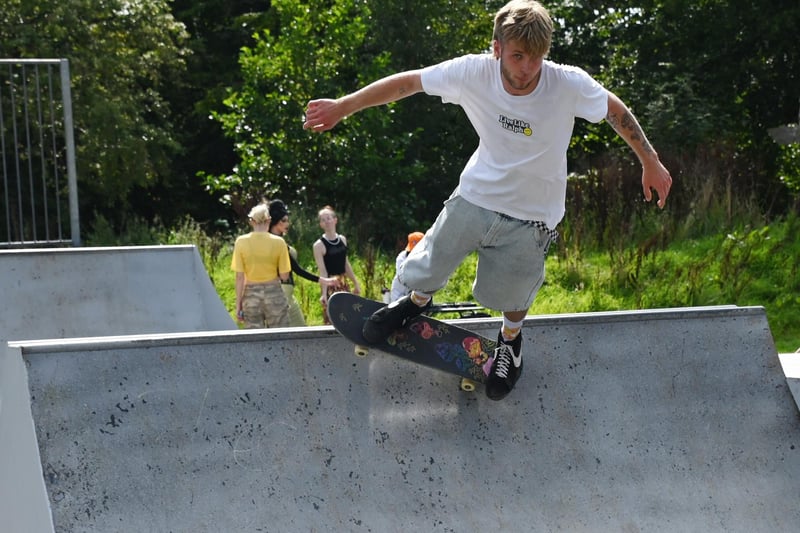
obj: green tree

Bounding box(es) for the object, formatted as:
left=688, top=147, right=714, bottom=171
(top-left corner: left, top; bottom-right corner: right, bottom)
left=547, top=1, right=800, bottom=245
left=1, top=0, right=190, bottom=227
left=163, top=0, right=270, bottom=230
left=206, top=0, right=493, bottom=246
left=631, top=3, right=795, bottom=188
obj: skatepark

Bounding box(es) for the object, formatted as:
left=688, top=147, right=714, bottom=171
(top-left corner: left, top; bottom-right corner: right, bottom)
left=2, top=245, right=799, bottom=532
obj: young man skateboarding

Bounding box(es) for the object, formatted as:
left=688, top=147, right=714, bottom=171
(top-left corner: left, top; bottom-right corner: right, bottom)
left=303, top=0, right=673, bottom=400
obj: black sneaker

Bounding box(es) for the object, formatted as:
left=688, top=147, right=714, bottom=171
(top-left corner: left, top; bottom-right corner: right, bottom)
left=485, top=332, right=523, bottom=400
left=362, top=295, right=431, bottom=344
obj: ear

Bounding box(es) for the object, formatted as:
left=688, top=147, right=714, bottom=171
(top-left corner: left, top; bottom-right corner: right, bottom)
left=492, top=39, right=501, bottom=59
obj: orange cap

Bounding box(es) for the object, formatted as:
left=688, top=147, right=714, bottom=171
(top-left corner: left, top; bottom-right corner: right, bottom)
left=406, top=232, right=424, bottom=252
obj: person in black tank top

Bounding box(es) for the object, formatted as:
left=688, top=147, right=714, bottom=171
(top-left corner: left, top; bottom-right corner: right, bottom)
left=312, top=205, right=361, bottom=324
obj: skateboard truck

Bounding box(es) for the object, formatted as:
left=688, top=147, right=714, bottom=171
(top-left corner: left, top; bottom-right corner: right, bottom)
left=355, top=344, right=369, bottom=357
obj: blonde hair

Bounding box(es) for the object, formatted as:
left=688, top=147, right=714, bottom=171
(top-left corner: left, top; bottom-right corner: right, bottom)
left=492, top=0, right=553, bottom=57
left=248, top=203, right=270, bottom=224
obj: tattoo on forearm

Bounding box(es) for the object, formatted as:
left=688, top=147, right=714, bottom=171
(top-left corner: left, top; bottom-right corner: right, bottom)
left=607, top=110, right=654, bottom=154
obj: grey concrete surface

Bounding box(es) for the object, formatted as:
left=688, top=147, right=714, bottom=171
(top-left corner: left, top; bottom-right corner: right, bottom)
left=13, top=305, right=800, bottom=532
left=0, top=245, right=236, bottom=532
left=0, top=343, right=53, bottom=533
left=0, top=245, right=235, bottom=344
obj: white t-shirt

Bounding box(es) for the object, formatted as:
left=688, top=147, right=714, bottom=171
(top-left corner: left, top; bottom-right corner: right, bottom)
left=420, top=55, right=608, bottom=229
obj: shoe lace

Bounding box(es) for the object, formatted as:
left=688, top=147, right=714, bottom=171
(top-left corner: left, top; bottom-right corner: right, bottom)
left=493, top=344, right=514, bottom=379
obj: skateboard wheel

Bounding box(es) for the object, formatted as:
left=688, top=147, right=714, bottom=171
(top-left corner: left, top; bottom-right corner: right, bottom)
left=460, top=378, right=477, bottom=392
left=354, top=345, right=369, bottom=357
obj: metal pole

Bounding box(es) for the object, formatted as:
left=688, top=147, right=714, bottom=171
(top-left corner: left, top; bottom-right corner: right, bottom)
left=0, top=77, right=10, bottom=243
left=60, top=59, right=81, bottom=246
left=35, top=65, right=52, bottom=241
left=10, top=64, right=25, bottom=241
left=48, top=64, right=64, bottom=242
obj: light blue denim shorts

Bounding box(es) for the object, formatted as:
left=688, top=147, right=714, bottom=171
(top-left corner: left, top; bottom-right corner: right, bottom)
left=399, top=195, right=555, bottom=312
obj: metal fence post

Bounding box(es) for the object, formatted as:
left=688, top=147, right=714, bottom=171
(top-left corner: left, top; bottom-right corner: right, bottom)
left=60, top=59, right=81, bottom=246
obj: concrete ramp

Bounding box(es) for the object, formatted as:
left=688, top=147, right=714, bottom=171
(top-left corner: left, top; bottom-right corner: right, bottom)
left=11, top=305, right=800, bottom=532
left=0, top=245, right=236, bottom=532
left=0, top=245, right=235, bottom=344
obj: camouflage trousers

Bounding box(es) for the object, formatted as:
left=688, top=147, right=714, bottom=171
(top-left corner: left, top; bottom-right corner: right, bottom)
left=282, top=283, right=307, bottom=327
left=241, top=281, right=289, bottom=328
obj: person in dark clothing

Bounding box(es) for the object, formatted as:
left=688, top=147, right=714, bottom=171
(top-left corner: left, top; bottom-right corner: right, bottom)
left=268, top=199, right=335, bottom=326
left=312, top=205, right=361, bottom=324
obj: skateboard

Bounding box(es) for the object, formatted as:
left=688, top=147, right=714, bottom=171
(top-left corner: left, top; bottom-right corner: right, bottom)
left=327, top=292, right=498, bottom=392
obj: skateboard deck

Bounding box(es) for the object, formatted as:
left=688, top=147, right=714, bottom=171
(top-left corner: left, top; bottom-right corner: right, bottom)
left=327, top=292, right=498, bottom=391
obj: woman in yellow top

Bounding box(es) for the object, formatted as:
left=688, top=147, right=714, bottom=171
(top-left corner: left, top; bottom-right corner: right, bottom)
left=231, top=203, right=291, bottom=328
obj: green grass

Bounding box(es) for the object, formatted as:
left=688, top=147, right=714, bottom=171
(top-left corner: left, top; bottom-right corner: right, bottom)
left=87, top=211, right=800, bottom=353
left=207, top=221, right=798, bottom=353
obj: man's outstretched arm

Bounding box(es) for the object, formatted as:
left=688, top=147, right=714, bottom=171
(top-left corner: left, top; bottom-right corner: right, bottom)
left=303, top=71, right=424, bottom=132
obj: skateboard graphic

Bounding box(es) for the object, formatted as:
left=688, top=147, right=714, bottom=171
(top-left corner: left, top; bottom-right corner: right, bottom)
left=327, top=292, right=497, bottom=392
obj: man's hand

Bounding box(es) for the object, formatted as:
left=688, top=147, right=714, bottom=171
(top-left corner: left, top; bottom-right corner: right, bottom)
left=303, top=99, right=342, bottom=132
left=642, top=159, right=673, bottom=209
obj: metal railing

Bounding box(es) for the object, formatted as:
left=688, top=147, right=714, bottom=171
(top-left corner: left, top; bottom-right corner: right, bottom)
left=0, top=58, right=80, bottom=247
